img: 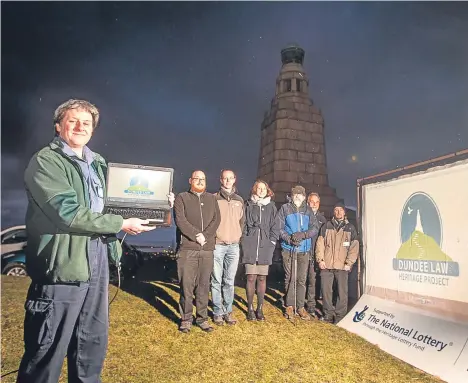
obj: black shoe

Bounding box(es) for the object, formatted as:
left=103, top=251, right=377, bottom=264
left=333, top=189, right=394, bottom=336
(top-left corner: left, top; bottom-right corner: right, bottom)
left=255, top=309, right=265, bottom=321
left=247, top=310, right=257, bottom=321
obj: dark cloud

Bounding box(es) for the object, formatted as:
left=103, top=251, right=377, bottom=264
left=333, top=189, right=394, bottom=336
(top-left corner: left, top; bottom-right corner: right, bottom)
left=2, top=2, right=467, bottom=232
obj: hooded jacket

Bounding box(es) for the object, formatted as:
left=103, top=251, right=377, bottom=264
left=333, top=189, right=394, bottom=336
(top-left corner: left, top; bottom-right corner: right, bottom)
left=277, top=201, right=320, bottom=253
left=240, top=196, right=279, bottom=265
left=24, top=137, right=123, bottom=284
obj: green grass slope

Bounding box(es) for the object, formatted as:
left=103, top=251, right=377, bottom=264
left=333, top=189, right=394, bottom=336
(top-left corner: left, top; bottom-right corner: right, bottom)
left=1, top=276, right=441, bottom=383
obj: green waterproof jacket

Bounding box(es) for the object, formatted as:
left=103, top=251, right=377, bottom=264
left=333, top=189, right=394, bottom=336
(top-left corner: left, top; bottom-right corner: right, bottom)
left=24, top=137, right=124, bottom=283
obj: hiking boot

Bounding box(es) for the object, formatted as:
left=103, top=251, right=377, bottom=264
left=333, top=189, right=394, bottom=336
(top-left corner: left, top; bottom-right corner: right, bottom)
left=307, top=309, right=318, bottom=319
left=224, top=312, right=237, bottom=325
left=284, top=306, right=294, bottom=319
left=197, top=321, right=214, bottom=333
left=298, top=307, right=311, bottom=321
left=179, top=321, right=192, bottom=333
left=255, top=308, right=265, bottom=321
left=213, top=315, right=225, bottom=326
left=320, top=316, right=334, bottom=324
left=247, top=309, right=257, bottom=321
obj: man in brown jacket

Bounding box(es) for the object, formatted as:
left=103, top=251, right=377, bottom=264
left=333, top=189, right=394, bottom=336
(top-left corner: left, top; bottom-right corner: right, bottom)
left=315, top=202, right=359, bottom=324
left=211, top=170, right=244, bottom=326
left=174, top=170, right=221, bottom=333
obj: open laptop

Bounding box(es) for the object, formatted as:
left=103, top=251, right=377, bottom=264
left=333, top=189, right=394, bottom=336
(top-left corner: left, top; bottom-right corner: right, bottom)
left=103, top=163, right=174, bottom=226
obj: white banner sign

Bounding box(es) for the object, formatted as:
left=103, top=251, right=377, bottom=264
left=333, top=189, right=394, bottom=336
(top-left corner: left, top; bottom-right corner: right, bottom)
left=362, top=160, right=468, bottom=304
left=339, top=294, right=468, bottom=383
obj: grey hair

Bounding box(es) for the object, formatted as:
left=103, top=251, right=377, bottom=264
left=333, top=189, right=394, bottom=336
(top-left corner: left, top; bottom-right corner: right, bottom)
left=53, top=99, right=100, bottom=135
left=308, top=192, right=320, bottom=201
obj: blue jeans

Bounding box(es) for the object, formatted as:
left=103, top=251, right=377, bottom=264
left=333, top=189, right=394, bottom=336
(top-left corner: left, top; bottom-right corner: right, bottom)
left=211, top=244, right=240, bottom=316
left=17, top=239, right=109, bottom=383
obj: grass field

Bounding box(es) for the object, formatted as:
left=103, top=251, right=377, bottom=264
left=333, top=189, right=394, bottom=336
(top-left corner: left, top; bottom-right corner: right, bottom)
left=1, top=264, right=441, bottom=383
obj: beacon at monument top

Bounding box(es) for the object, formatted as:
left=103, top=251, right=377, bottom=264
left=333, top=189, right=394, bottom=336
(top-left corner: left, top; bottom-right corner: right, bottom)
left=281, top=44, right=305, bottom=65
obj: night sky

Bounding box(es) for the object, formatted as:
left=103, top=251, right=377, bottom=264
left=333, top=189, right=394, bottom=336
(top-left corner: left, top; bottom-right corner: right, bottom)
left=2, top=2, right=467, bottom=245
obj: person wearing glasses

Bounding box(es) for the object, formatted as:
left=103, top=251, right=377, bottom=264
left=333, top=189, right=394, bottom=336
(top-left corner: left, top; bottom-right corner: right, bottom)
left=211, top=169, right=244, bottom=326
left=173, top=170, right=221, bottom=333
left=17, top=99, right=155, bottom=383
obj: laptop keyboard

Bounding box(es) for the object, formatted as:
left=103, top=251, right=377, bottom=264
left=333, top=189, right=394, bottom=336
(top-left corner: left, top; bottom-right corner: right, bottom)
left=105, top=207, right=166, bottom=221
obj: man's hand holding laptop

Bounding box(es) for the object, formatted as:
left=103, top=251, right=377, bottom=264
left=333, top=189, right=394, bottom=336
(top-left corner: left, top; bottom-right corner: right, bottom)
left=121, top=218, right=157, bottom=235
left=167, top=192, right=175, bottom=208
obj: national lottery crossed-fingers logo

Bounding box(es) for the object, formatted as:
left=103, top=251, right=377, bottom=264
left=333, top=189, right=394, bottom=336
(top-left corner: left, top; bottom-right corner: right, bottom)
left=393, top=192, right=459, bottom=284
left=353, top=305, right=369, bottom=322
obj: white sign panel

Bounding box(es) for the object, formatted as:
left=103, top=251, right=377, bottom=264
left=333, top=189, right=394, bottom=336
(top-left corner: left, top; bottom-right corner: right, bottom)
left=362, top=160, right=468, bottom=304
left=339, top=294, right=468, bottom=383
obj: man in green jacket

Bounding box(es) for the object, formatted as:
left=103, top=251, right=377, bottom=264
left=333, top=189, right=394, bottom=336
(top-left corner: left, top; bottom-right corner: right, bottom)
left=17, top=99, right=155, bottom=383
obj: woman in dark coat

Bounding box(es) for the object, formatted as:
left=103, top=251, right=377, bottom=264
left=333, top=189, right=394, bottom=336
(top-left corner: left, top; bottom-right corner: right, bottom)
left=241, top=179, right=279, bottom=321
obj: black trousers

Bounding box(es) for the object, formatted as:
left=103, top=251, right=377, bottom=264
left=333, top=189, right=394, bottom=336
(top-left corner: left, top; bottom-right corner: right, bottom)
left=321, top=269, right=349, bottom=322
left=282, top=250, right=309, bottom=309
left=177, top=250, right=214, bottom=324
left=306, top=259, right=317, bottom=311
left=17, top=239, right=109, bottom=383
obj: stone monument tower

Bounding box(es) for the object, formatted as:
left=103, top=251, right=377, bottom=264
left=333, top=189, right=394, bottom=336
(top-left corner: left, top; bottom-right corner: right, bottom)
left=257, top=44, right=342, bottom=217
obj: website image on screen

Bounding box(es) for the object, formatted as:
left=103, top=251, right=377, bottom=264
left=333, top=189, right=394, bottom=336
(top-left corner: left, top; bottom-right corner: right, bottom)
left=107, top=167, right=171, bottom=201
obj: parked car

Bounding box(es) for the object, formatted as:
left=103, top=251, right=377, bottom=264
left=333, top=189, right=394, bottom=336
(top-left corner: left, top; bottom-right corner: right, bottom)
left=1, top=249, right=27, bottom=276
left=1, top=225, right=28, bottom=277
left=1, top=225, right=27, bottom=256
left=0, top=225, right=142, bottom=282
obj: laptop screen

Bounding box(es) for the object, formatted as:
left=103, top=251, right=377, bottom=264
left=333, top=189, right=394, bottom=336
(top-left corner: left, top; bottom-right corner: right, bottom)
left=106, top=165, right=172, bottom=205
